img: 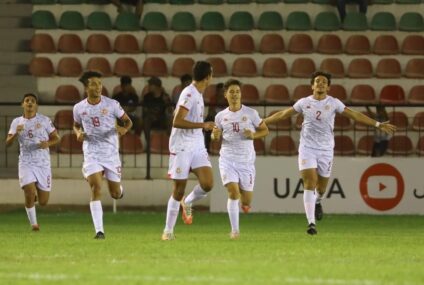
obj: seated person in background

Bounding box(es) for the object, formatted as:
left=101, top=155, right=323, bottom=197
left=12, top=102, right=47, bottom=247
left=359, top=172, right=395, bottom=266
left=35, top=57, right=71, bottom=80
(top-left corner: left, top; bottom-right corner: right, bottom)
left=366, top=105, right=389, bottom=157
left=172, top=74, right=193, bottom=105
left=334, top=0, right=368, bottom=23
left=113, top=76, right=142, bottom=136
left=111, top=0, right=144, bottom=19
left=204, top=83, right=226, bottom=151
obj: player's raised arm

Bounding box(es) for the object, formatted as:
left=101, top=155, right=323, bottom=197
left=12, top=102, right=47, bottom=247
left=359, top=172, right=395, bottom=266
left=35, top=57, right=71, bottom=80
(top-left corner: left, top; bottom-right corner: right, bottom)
left=342, top=108, right=396, bottom=135
left=264, top=107, right=297, bottom=125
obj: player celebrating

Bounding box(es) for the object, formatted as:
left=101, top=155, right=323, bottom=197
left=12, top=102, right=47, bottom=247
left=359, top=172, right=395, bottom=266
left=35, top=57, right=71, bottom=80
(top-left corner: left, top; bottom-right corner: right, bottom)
left=162, top=61, right=215, bottom=241
left=211, top=79, right=268, bottom=239
left=264, top=71, right=396, bottom=235
left=6, top=93, right=60, bottom=231
left=73, top=71, right=133, bottom=239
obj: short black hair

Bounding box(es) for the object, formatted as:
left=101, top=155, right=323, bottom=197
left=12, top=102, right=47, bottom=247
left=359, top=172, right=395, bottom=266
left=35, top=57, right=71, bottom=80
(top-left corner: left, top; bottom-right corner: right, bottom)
left=22, top=93, right=38, bottom=103
left=192, top=61, right=212, bottom=82
left=310, top=71, right=332, bottom=86
left=180, top=73, right=192, bottom=84
left=120, top=75, right=132, bottom=86
left=79, top=71, right=102, bottom=87
left=223, top=79, right=241, bottom=92
left=148, top=76, right=162, bottom=87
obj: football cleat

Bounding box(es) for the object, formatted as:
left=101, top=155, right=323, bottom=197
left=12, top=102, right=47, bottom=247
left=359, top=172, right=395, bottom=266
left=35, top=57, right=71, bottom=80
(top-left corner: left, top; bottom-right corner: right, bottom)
left=230, top=231, right=240, bottom=240
left=306, top=223, right=317, bottom=235
left=315, top=202, right=323, bottom=221
left=94, top=232, right=105, bottom=239
left=241, top=205, right=251, bottom=214
left=31, top=224, right=40, bottom=231
left=180, top=197, right=193, bottom=225
left=161, top=232, right=175, bottom=241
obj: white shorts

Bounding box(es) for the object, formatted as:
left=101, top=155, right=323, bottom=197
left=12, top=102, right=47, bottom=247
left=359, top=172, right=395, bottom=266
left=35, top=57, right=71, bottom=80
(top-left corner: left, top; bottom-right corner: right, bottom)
left=298, top=145, right=333, bottom=178
left=219, top=158, right=255, bottom=191
left=168, top=148, right=211, bottom=180
left=19, top=165, right=51, bottom=191
left=82, top=160, right=122, bottom=182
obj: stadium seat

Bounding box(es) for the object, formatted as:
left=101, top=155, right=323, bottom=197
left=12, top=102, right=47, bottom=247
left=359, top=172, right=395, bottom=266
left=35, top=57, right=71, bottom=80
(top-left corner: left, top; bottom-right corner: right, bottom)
left=259, top=34, right=285, bottom=54
left=345, top=35, right=371, bottom=55
left=171, top=34, right=197, bottom=54
left=59, top=0, right=83, bottom=4
left=347, top=58, right=373, bottom=78
left=388, top=111, right=409, bottom=131
left=54, top=110, right=74, bottom=130
left=58, top=34, right=84, bottom=53
left=416, top=136, right=424, bottom=156
left=198, top=0, right=224, bottom=3
left=287, top=34, right=313, bottom=54
left=115, top=12, right=140, bottom=31
left=412, top=112, right=424, bottom=131
left=206, top=57, right=228, bottom=77
left=375, top=58, right=401, bottom=78
left=227, top=0, right=251, bottom=3
left=292, top=84, right=311, bottom=102
left=144, top=0, right=167, bottom=2
left=373, top=35, right=399, bottom=55
left=399, top=12, right=424, bottom=32
left=143, top=34, right=168, bottom=53
left=405, top=58, right=424, bottom=79
left=329, top=84, right=348, bottom=103
left=229, top=12, right=254, bottom=31
left=57, top=57, right=83, bottom=77
left=257, top=11, right=283, bottom=31
left=120, top=133, right=144, bottom=154
left=113, top=57, right=140, bottom=77
left=86, top=57, right=113, bottom=77
left=320, top=58, right=345, bottom=78
left=31, top=10, right=57, bottom=29
left=59, top=11, right=85, bottom=30
left=169, top=0, right=194, bottom=3
left=314, top=11, right=340, bottom=31
left=114, top=34, right=140, bottom=53
left=200, top=12, right=226, bottom=31
left=356, top=135, right=374, bottom=156
left=30, top=33, right=56, bottom=53
left=266, top=110, right=292, bottom=130
left=316, top=34, right=342, bottom=54
left=87, top=12, right=112, bottom=30
left=350, top=84, right=376, bottom=104
left=171, top=12, right=196, bottom=31
left=203, top=84, right=217, bottom=104
left=142, top=12, right=168, bottom=31
left=254, top=139, right=266, bottom=155
left=32, top=0, right=55, bottom=3
left=286, top=11, right=312, bottom=31
left=58, top=133, right=83, bottom=154
left=342, top=12, right=368, bottom=31
left=379, top=85, right=405, bottom=105
left=86, top=34, right=112, bottom=53
left=229, top=34, right=255, bottom=54
left=269, top=135, right=297, bottom=155
left=256, top=0, right=279, bottom=2
left=232, top=57, right=257, bottom=77
left=172, top=57, right=195, bottom=77
left=200, top=34, right=225, bottom=54
left=262, top=58, right=288, bottom=78
left=290, top=58, right=315, bottom=78
left=334, top=135, right=355, bottom=156
left=407, top=85, right=424, bottom=104
left=401, top=35, right=424, bottom=55
left=150, top=131, right=170, bottom=154
left=55, top=85, right=81, bottom=104
left=334, top=114, right=352, bottom=131
left=396, top=0, right=421, bottom=3
left=142, top=57, right=168, bottom=77
left=264, top=84, right=290, bottom=104
left=386, top=135, right=414, bottom=156
left=370, top=12, right=396, bottom=31
left=239, top=84, right=260, bottom=105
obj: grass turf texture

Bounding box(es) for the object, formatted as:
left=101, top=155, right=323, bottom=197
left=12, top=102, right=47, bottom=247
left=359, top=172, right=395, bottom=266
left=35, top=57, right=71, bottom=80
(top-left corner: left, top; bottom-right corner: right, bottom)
left=0, top=210, right=423, bottom=285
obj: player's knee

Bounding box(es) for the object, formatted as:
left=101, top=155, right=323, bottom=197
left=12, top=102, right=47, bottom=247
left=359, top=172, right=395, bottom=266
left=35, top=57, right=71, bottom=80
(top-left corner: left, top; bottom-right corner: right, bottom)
left=228, top=192, right=240, bottom=200
left=173, top=191, right=184, bottom=201
left=200, top=182, right=213, bottom=192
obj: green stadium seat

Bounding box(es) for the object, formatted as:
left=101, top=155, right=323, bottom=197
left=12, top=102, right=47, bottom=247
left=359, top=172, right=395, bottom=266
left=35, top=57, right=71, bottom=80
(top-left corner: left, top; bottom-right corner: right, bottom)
left=171, top=12, right=196, bottom=31
left=31, top=11, right=57, bottom=29
left=115, top=12, right=140, bottom=31
left=200, top=12, right=225, bottom=31
left=399, top=12, right=424, bottom=32
left=87, top=12, right=112, bottom=30
left=256, top=0, right=280, bottom=3
left=370, top=12, right=396, bottom=31
left=59, top=11, right=85, bottom=30
left=144, top=0, right=167, bottom=2
left=142, top=12, right=168, bottom=31
left=372, top=0, right=393, bottom=3
left=395, top=0, right=421, bottom=3
left=227, top=0, right=251, bottom=3
left=169, top=0, right=194, bottom=3
left=286, top=11, right=312, bottom=31
left=314, top=11, right=340, bottom=31
left=32, top=0, right=56, bottom=4
left=284, top=0, right=308, bottom=3
left=85, top=0, right=111, bottom=3
left=257, top=12, right=283, bottom=31
left=198, top=0, right=223, bottom=3
left=342, top=12, right=368, bottom=31
left=229, top=12, right=254, bottom=31
left=58, top=0, right=83, bottom=3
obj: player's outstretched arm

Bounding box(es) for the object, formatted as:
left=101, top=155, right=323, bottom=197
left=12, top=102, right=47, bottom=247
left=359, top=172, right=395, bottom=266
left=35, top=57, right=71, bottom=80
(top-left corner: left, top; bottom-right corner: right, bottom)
left=342, top=108, right=396, bottom=135
left=264, top=107, right=297, bottom=125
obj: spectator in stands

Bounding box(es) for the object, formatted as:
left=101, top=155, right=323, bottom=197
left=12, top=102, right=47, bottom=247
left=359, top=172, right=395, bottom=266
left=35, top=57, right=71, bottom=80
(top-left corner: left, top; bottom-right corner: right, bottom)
left=112, top=76, right=142, bottom=136
left=173, top=74, right=193, bottom=105
left=334, top=0, right=368, bottom=22
left=366, top=105, right=389, bottom=157
left=111, top=0, right=144, bottom=19
left=204, top=83, right=226, bottom=151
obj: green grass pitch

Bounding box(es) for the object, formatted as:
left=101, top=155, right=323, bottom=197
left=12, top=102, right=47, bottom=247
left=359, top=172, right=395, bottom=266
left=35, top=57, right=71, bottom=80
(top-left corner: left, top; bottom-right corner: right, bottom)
left=0, top=209, right=423, bottom=285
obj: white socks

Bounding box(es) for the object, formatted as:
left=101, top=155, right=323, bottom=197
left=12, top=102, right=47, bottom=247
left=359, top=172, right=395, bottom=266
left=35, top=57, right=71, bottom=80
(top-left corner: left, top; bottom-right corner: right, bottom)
left=164, top=196, right=180, bottom=233
left=90, top=200, right=104, bottom=233
left=184, top=184, right=208, bottom=206
left=303, top=189, right=316, bottom=225
left=227, top=199, right=240, bottom=233
left=315, top=189, right=323, bottom=204
left=25, top=206, right=37, bottom=226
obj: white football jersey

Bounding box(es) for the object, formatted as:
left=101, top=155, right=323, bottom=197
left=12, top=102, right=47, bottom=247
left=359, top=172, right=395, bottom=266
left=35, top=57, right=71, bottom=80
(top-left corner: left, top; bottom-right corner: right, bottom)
left=8, top=113, right=55, bottom=167
left=169, top=84, right=206, bottom=153
left=293, top=95, right=346, bottom=151
left=215, top=105, right=262, bottom=164
left=73, top=96, right=125, bottom=162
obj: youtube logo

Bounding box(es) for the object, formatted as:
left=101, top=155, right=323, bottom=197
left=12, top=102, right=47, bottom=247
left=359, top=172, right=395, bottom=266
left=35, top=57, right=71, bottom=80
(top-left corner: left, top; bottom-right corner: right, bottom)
left=360, top=163, right=404, bottom=211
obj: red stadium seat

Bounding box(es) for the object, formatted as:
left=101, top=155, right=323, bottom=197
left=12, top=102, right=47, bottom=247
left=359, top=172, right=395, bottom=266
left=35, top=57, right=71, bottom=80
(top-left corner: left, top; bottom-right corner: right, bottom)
left=114, top=34, right=140, bottom=53
left=408, top=85, right=424, bottom=104
left=55, top=85, right=81, bottom=104
left=388, top=111, right=409, bottom=131
left=288, top=34, right=313, bottom=54
left=347, top=58, right=373, bottom=78
left=334, top=135, right=355, bottom=156
left=269, top=135, right=297, bottom=156
left=379, top=85, right=406, bottom=105
left=172, top=57, right=195, bottom=77
left=259, top=33, right=285, bottom=54
left=29, top=57, right=54, bottom=76
left=171, top=34, right=197, bottom=54
left=316, top=34, right=342, bottom=54
left=345, top=35, right=371, bottom=55
left=262, top=57, right=288, bottom=78
left=58, top=133, right=83, bottom=154
left=57, top=57, right=83, bottom=77
left=356, top=135, right=374, bottom=156
left=200, top=34, right=225, bottom=54
left=290, top=58, right=315, bottom=78
left=401, top=35, right=424, bottom=55
left=334, top=114, right=352, bottom=131
left=229, top=34, right=255, bottom=54
left=120, top=133, right=144, bottom=154
left=86, top=34, right=112, bottom=53
left=143, top=34, right=168, bottom=53
left=350, top=84, right=376, bottom=104
left=375, top=58, right=401, bottom=78
left=373, top=35, right=399, bottom=55
left=387, top=135, right=414, bottom=156
left=254, top=139, right=266, bottom=155
left=292, top=84, right=311, bottom=102
left=416, top=136, right=424, bottom=155
left=206, top=57, right=228, bottom=77
left=404, top=58, right=424, bottom=79
left=58, top=34, right=83, bottom=53
left=113, top=57, right=140, bottom=77
left=142, top=57, right=168, bottom=77
left=30, top=33, right=56, bottom=53
left=150, top=131, right=170, bottom=154
left=320, top=58, right=344, bottom=78
left=86, top=57, right=113, bottom=77
left=330, top=84, right=348, bottom=103
left=264, top=84, right=290, bottom=104
left=232, top=57, right=257, bottom=77
left=266, top=110, right=292, bottom=130
left=54, top=110, right=74, bottom=130
left=241, top=84, right=260, bottom=104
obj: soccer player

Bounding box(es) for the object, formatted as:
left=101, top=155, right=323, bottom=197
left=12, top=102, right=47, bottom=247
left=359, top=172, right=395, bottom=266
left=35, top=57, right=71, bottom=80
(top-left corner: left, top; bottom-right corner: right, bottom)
left=73, top=71, right=133, bottom=239
left=264, top=71, right=396, bottom=235
left=6, top=93, right=60, bottom=231
left=162, top=61, right=215, bottom=241
left=211, top=79, right=269, bottom=239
